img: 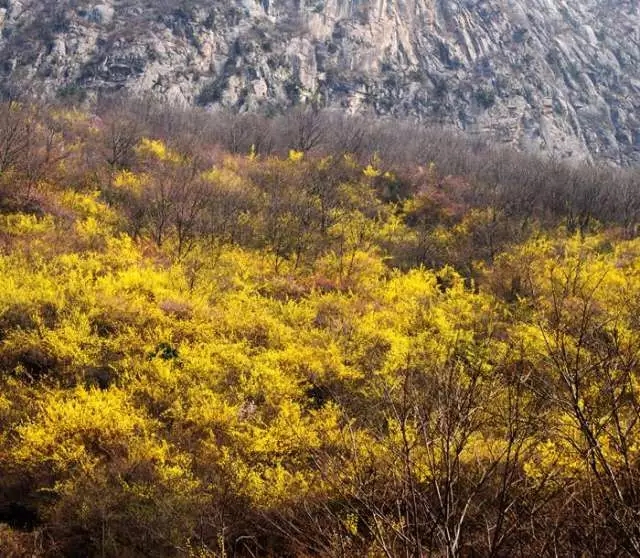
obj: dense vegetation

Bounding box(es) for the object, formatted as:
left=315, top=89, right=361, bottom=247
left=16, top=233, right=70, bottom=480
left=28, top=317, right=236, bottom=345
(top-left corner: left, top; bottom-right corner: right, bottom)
left=2, top=99, right=640, bottom=557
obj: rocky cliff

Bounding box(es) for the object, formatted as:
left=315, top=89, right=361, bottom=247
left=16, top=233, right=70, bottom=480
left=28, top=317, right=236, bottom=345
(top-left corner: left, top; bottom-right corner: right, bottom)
left=0, top=0, right=639, bottom=163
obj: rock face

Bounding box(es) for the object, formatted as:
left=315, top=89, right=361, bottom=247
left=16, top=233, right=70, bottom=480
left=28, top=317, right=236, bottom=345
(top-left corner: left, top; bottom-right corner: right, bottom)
left=1, top=0, right=639, bottom=163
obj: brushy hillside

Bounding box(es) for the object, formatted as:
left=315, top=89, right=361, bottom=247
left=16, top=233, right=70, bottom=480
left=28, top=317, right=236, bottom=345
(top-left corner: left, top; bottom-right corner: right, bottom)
left=2, top=100, right=640, bottom=557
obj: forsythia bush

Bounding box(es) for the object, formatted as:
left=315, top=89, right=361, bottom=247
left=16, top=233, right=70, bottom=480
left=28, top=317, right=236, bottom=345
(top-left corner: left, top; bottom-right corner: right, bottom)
left=2, top=105, right=640, bottom=557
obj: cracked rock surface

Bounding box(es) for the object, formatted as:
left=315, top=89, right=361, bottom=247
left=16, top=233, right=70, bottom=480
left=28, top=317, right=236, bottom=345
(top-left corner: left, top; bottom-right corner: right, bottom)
left=1, top=0, right=638, bottom=163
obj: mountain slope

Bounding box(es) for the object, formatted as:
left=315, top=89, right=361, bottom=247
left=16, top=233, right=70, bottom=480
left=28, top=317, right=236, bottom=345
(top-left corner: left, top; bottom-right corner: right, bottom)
left=0, top=0, right=639, bottom=163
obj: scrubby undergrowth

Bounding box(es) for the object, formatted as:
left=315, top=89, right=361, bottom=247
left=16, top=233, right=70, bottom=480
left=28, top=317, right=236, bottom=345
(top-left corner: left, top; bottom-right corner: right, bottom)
left=1, top=101, right=640, bottom=557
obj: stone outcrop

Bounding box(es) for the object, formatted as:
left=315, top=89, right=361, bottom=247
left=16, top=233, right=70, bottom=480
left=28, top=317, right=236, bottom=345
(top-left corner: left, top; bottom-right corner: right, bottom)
left=0, top=0, right=638, bottom=163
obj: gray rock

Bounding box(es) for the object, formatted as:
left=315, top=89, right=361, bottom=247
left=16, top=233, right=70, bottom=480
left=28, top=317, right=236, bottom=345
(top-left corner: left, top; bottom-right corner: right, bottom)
left=88, top=4, right=115, bottom=25
left=0, top=0, right=638, bottom=164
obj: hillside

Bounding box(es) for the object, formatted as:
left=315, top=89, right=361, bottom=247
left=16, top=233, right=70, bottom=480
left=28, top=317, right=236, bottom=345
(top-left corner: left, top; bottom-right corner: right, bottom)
left=2, top=102, right=640, bottom=556
left=0, top=0, right=639, bottom=163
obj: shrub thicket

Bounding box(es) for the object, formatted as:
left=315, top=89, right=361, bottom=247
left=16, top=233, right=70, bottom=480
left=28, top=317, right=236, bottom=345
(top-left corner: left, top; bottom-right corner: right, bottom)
left=0, top=100, right=640, bottom=557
